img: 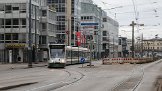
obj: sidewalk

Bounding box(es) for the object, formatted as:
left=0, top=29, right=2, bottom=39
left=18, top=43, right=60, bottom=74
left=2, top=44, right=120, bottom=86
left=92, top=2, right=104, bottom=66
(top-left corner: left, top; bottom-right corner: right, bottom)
left=0, top=62, right=48, bottom=71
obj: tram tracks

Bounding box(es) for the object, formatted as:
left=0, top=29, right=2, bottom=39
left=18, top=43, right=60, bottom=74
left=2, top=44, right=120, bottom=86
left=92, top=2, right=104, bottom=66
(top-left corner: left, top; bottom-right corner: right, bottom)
left=27, top=69, right=85, bottom=91
left=110, top=65, right=144, bottom=91
left=0, top=68, right=85, bottom=91
left=111, top=60, right=162, bottom=91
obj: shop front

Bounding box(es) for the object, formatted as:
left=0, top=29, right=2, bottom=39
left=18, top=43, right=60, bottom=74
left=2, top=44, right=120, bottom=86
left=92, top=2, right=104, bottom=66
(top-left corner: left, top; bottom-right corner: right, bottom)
left=5, top=43, right=27, bottom=63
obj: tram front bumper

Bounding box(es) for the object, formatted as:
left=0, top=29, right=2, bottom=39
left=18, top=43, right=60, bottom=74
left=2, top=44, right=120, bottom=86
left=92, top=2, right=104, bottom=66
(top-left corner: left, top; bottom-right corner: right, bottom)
left=48, top=63, right=66, bottom=68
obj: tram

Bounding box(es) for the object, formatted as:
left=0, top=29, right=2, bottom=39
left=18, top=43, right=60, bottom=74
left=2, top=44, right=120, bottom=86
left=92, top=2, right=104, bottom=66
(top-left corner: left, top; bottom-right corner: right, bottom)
left=48, top=44, right=66, bottom=68
left=66, top=46, right=90, bottom=65
left=48, top=44, right=90, bottom=68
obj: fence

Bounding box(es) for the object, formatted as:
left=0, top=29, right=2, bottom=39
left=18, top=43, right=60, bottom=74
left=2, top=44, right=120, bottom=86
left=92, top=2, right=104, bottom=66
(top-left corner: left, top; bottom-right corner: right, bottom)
left=102, top=58, right=154, bottom=64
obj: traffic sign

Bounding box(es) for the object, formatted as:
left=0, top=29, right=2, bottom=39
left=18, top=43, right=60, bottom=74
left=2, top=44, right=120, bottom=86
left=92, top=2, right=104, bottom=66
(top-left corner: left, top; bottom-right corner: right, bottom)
left=80, top=57, right=85, bottom=63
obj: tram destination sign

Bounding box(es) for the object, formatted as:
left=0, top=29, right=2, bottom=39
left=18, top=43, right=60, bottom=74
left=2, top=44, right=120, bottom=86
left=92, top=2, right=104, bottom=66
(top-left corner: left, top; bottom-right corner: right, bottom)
left=49, top=45, right=65, bottom=49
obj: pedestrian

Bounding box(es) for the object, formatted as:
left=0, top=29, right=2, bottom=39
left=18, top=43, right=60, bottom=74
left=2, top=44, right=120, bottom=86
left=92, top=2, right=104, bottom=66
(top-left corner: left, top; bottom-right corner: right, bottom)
left=18, top=56, right=21, bottom=62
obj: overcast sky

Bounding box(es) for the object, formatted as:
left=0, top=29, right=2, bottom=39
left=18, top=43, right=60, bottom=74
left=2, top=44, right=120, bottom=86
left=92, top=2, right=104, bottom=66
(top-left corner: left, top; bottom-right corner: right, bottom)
left=93, top=0, right=162, bottom=39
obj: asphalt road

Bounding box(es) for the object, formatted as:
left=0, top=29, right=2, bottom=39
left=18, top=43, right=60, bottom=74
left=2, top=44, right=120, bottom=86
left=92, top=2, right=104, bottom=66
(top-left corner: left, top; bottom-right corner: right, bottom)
left=0, top=60, right=162, bottom=91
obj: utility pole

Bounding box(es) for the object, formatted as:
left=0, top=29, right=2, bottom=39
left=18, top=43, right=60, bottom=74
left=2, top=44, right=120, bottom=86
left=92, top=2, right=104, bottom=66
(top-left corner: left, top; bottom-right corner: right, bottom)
left=98, top=7, right=102, bottom=60
left=89, top=37, right=92, bottom=67
left=130, top=21, right=144, bottom=58
left=28, top=0, right=32, bottom=68
left=67, top=19, right=70, bottom=46
left=130, top=21, right=135, bottom=58
left=66, top=0, right=71, bottom=46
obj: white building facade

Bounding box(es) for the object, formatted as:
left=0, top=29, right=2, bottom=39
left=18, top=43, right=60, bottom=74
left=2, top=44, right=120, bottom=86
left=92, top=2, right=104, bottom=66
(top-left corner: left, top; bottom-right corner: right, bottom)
left=0, top=0, right=56, bottom=63
left=80, top=0, right=103, bottom=59
left=101, top=16, right=119, bottom=58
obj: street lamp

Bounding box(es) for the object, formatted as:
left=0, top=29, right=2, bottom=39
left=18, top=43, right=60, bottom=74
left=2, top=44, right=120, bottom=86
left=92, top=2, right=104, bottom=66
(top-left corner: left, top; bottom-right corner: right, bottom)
left=73, top=0, right=80, bottom=46
left=28, top=0, right=32, bottom=68
left=34, top=5, right=38, bottom=64
left=88, top=36, right=93, bottom=67
left=97, top=7, right=102, bottom=60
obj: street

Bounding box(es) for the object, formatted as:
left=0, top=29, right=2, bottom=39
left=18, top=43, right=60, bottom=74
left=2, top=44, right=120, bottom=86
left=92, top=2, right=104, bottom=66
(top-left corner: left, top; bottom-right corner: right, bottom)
left=0, top=60, right=162, bottom=91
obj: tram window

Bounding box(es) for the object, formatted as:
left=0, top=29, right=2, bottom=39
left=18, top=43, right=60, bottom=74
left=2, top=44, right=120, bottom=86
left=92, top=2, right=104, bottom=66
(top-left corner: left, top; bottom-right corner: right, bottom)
left=50, top=49, right=65, bottom=58
left=73, top=51, right=78, bottom=58
left=66, top=50, right=71, bottom=58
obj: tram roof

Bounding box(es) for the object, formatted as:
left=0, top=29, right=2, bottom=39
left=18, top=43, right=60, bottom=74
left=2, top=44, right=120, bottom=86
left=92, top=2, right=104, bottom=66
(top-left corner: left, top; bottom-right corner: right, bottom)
left=66, top=46, right=90, bottom=51
left=49, top=44, right=66, bottom=45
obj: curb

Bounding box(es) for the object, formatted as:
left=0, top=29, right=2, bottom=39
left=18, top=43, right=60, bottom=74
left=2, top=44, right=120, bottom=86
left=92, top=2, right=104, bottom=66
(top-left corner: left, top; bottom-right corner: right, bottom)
left=0, top=82, right=38, bottom=90
left=0, top=64, right=48, bottom=71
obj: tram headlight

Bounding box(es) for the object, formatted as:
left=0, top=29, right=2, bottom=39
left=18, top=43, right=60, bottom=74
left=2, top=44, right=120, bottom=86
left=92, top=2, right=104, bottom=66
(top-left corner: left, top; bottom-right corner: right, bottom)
left=60, top=59, right=65, bottom=63
left=49, top=59, right=54, bottom=63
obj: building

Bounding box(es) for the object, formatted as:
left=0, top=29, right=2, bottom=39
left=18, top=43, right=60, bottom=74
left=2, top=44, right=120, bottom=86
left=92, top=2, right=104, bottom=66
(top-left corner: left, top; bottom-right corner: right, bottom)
left=134, top=37, right=143, bottom=57
left=80, top=0, right=119, bottom=58
left=102, top=16, right=119, bottom=58
left=0, top=0, right=56, bottom=63
left=80, top=0, right=104, bottom=59
left=118, top=37, right=127, bottom=57
left=142, top=38, right=162, bottom=57
left=126, top=39, right=132, bottom=57
left=47, top=0, right=81, bottom=46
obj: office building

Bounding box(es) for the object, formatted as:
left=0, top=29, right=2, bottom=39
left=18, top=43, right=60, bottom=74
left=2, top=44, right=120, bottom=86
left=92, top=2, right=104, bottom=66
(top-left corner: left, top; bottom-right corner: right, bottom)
left=0, top=0, right=56, bottom=63
left=47, top=0, right=81, bottom=46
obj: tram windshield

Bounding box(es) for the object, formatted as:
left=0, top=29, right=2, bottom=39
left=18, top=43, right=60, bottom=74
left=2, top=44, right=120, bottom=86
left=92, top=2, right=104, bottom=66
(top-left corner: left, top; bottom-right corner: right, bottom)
left=50, top=49, right=65, bottom=58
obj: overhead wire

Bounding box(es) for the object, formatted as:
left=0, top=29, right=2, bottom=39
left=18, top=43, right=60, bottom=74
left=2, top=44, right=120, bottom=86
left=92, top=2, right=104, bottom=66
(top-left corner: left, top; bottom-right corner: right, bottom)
left=131, top=0, right=140, bottom=32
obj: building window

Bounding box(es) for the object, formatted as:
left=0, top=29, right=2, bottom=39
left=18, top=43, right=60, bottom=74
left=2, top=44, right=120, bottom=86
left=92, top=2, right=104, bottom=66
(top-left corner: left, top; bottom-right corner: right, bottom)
left=5, top=5, right=12, bottom=13
left=42, top=23, right=46, bottom=31
left=12, top=4, right=19, bottom=11
left=0, top=4, right=4, bottom=11
left=19, top=33, right=26, bottom=43
left=0, top=19, right=4, bottom=28
left=81, top=16, right=83, bottom=20
left=39, top=36, right=46, bottom=44
left=5, top=33, right=11, bottom=40
left=42, top=10, right=47, bottom=16
left=157, top=43, right=159, bottom=45
left=21, top=18, right=26, bottom=28
left=102, top=44, right=106, bottom=50
left=20, top=3, right=26, bottom=13
left=5, top=19, right=11, bottom=28
left=13, top=19, right=19, bottom=28
left=12, top=33, right=18, bottom=40
left=57, top=16, right=65, bottom=21
left=102, top=37, right=108, bottom=41
left=55, top=3, right=65, bottom=12
left=103, top=18, right=107, bottom=22
left=102, top=31, right=107, bottom=36
left=0, top=34, right=4, bottom=40
left=90, top=16, right=93, bottom=20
